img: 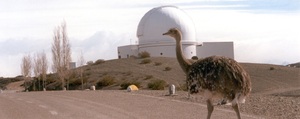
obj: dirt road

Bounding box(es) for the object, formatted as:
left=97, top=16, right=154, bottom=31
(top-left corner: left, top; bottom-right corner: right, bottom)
left=0, top=90, right=260, bottom=119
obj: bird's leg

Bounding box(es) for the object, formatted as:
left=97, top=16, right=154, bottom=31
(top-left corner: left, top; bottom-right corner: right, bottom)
left=186, top=78, right=191, bottom=99
left=206, top=99, right=214, bottom=119
left=232, top=103, right=241, bottom=119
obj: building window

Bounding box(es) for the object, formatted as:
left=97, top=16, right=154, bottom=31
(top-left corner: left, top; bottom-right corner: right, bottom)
left=160, top=53, right=163, bottom=55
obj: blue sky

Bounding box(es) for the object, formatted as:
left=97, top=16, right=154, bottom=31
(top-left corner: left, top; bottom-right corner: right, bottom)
left=0, top=0, right=299, bottom=77
left=181, top=0, right=300, bottom=11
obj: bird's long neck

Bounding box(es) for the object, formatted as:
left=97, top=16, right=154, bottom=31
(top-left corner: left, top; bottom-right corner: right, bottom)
left=175, top=32, right=192, bottom=74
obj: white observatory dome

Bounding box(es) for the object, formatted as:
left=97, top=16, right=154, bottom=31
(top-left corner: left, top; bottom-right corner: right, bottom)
left=137, top=6, right=196, bottom=45
left=118, top=6, right=234, bottom=60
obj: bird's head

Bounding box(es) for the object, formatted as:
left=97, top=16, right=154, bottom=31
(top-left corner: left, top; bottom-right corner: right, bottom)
left=162, top=28, right=180, bottom=39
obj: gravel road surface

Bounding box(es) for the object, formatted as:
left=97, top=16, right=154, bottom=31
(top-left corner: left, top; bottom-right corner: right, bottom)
left=0, top=90, right=260, bottom=119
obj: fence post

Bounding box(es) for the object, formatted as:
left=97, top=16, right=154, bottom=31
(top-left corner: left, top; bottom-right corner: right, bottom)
left=169, top=84, right=175, bottom=95
left=90, top=85, right=96, bottom=91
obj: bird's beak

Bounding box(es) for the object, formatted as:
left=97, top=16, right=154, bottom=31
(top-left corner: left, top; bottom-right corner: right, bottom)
left=162, top=32, right=169, bottom=35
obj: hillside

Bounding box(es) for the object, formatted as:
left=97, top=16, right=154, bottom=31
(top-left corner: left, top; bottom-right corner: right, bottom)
left=2, top=57, right=299, bottom=119
left=81, top=57, right=300, bottom=93
left=0, top=76, right=23, bottom=90
left=289, top=62, right=300, bottom=68
left=40, top=57, right=299, bottom=95
left=2, top=57, right=300, bottom=95
left=70, top=57, right=187, bottom=90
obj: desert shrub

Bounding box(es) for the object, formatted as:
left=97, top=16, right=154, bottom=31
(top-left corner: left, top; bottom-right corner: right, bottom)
left=154, top=62, right=162, bottom=66
left=138, top=51, right=150, bottom=58
left=120, top=81, right=141, bottom=89
left=94, top=59, right=105, bottom=65
left=97, top=75, right=115, bottom=88
left=269, top=67, right=275, bottom=70
left=69, top=78, right=82, bottom=86
left=130, top=55, right=138, bottom=59
left=140, top=59, right=152, bottom=64
left=144, top=75, right=153, bottom=80
left=192, top=56, right=198, bottom=60
left=178, top=83, right=188, bottom=91
left=87, top=61, right=93, bottom=65
left=148, top=79, right=166, bottom=90
left=85, top=67, right=91, bottom=71
left=120, top=82, right=131, bottom=89
left=164, top=66, right=172, bottom=71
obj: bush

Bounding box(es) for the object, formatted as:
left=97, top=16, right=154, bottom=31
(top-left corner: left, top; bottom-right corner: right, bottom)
left=164, top=67, right=172, bottom=71
left=270, top=67, right=275, bottom=70
left=138, top=51, right=150, bottom=58
left=140, top=59, right=152, bottom=64
left=97, top=75, right=115, bottom=88
left=94, top=59, right=105, bottom=65
left=69, top=78, right=82, bottom=86
left=85, top=67, right=91, bottom=71
left=130, top=55, right=138, bottom=59
left=120, top=81, right=141, bottom=89
left=191, top=56, right=198, bottom=60
left=87, top=61, right=93, bottom=65
left=144, top=75, right=153, bottom=80
left=178, top=83, right=188, bottom=91
left=148, top=79, right=166, bottom=90
left=154, top=62, right=162, bottom=66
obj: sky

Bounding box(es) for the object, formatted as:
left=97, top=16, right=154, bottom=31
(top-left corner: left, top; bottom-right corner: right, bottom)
left=0, top=0, right=299, bottom=77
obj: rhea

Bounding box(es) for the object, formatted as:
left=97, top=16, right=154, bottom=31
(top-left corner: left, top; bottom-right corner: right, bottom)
left=163, top=28, right=251, bottom=119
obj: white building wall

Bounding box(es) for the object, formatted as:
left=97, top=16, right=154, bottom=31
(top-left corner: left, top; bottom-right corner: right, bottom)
left=182, top=44, right=197, bottom=59
left=139, top=43, right=196, bottom=58
left=118, top=45, right=139, bottom=58
left=196, top=42, right=234, bottom=59
left=118, top=42, right=233, bottom=59
left=139, top=45, right=175, bottom=57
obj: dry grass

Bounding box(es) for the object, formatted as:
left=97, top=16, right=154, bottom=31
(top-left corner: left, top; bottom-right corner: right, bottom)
left=140, top=59, right=152, bottom=64
left=96, top=75, right=116, bottom=88
left=138, top=51, right=150, bottom=58
left=3, top=57, right=300, bottom=94
left=147, top=79, right=166, bottom=90
left=164, top=66, right=172, bottom=71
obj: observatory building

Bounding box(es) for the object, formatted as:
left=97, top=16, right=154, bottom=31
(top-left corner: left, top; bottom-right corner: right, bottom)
left=118, top=6, right=234, bottom=59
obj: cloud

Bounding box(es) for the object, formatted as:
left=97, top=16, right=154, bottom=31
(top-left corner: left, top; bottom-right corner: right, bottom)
left=0, top=38, right=52, bottom=77
left=235, top=38, right=300, bottom=65
left=0, top=30, right=133, bottom=77
left=186, top=7, right=300, bottom=64
left=0, top=0, right=299, bottom=77
left=0, top=38, right=51, bottom=55
left=71, top=30, right=134, bottom=62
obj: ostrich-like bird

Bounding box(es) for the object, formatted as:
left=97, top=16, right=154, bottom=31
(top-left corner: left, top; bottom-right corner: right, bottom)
left=163, top=28, right=251, bottom=119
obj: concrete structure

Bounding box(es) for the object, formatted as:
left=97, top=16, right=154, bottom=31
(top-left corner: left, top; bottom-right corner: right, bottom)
left=197, top=42, right=234, bottom=59
left=118, top=6, right=234, bottom=59
left=168, top=84, right=176, bottom=95
left=69, top=62, right=76, bottom=69
left=90, top=85, right=96, bottom=91
left=118, top=45, right=138, bottom=58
